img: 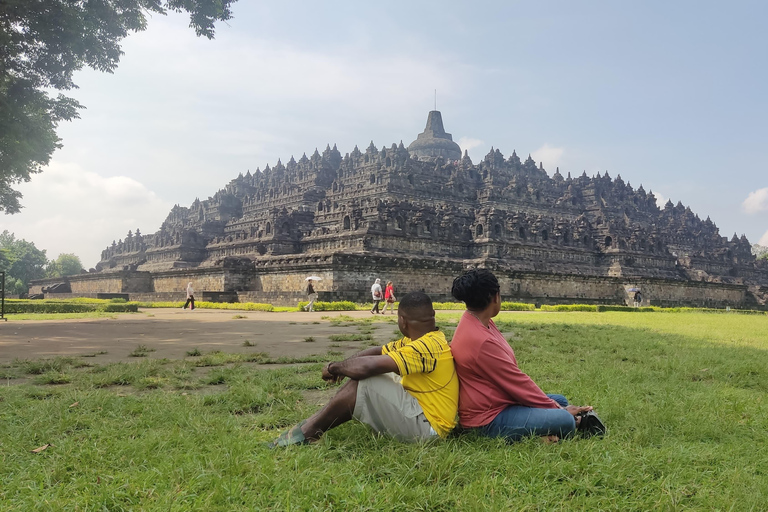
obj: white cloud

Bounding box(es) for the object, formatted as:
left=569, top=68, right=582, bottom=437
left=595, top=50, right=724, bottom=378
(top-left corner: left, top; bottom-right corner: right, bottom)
left=742, top=187, right=768, bottom=214
left=2, top=162, right=171, bottom=268
left=651, top=191, right=668, bottom=206
left=531, top=144, right=564, bottom=174
left=457, top=137, right=484, bottom=154
left=760, top=229, right=768, bottom=246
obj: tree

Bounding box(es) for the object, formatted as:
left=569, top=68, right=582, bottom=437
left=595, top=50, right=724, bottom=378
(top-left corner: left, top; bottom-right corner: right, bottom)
left=46, top=253, right=85, bottom=277
left=0, top=230, right=48, bottom=293
left=0, top=0, right=236, bottom=214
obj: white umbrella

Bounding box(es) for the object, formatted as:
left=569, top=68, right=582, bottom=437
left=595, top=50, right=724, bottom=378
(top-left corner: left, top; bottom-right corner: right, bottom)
left=305, top=276, right=323, bottom=281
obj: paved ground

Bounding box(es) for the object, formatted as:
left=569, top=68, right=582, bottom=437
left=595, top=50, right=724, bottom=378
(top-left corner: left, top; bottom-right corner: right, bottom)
left=0, top=309, right=406, bottom=363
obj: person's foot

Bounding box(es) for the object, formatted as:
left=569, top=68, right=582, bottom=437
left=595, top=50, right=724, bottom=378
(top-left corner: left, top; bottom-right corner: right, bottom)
left=269, top=421, right=309, bottom=448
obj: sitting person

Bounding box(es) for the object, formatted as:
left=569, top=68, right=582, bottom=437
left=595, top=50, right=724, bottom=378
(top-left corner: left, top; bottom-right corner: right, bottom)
left=271, top=291, right=458, bottom=447
left=450, top=269, right=604, bottom=442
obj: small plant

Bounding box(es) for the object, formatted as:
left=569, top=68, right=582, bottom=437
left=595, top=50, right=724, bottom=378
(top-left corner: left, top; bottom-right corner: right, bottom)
left=242, top=340, right=255, bottom=347
left=329, top=343, right=342, bottom=348
left=185, top=348, right=202, bottom=357
left=129, top=345, right=156, bottom=357
left=34, top=372, right=72, bottom=385
left=303, top=336, right=316, bottom=342
left=232, top=314, right=247, bottom=319
left=329, top=334, right=373, bottom=342
left=81, top=351, right=108, bottom=358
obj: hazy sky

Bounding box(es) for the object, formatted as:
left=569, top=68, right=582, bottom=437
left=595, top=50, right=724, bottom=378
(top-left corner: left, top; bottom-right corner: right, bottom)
left=3, top=1, right=767, bottom=267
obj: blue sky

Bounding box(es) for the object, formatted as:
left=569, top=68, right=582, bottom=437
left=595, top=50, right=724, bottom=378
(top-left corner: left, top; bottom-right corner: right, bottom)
left=4, top=0, right=767, bottom=267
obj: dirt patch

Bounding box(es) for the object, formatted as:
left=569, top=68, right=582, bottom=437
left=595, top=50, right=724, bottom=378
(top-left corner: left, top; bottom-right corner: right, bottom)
left=0, top=309, right=402, bottom=364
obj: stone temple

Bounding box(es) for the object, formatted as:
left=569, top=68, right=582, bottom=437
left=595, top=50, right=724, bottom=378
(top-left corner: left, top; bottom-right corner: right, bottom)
left=32, top=111, right=768, bottom=308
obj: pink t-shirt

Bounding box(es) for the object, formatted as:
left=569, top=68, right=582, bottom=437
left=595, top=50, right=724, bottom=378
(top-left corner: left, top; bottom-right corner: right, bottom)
left=450, top=312, right=559, bottom=427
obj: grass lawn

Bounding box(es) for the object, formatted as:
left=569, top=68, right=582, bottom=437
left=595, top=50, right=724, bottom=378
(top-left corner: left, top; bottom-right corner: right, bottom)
left=1, top=311, right=767, bottom=510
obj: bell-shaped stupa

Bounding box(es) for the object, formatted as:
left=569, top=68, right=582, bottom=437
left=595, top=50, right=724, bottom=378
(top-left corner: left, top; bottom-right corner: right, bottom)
left=407, top=110, right=462, bottom=161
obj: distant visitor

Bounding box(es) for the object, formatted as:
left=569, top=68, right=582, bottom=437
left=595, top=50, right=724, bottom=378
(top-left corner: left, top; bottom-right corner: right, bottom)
left=183, top=282, right=195, bottom=310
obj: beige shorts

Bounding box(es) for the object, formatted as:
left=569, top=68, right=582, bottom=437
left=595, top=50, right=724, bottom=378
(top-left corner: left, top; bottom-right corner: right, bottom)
left=353, top=373, right=437, bottom=441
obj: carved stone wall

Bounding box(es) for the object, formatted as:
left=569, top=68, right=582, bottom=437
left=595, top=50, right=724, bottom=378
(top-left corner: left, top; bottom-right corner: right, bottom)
left=39, top=110, right=766, bottom=308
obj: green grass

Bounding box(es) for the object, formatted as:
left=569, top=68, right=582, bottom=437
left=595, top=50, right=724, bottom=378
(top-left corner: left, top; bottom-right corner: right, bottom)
left=327, top=333, right=374, bottom=342
left=3, top=312, right=122, bottom=321
left=1, top=312, right=767, bottom=509
left=128, top=344, right=156, bottom=358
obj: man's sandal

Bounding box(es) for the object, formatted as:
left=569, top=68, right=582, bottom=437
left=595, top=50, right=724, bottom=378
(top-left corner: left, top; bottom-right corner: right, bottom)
left=577, top=411, right=606, bottom=438
left=268, top=420, right=309, bottom=448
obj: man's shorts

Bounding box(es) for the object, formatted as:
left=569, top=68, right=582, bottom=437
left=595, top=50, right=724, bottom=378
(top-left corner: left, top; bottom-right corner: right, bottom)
left=353, top=373, right=437, bottom=441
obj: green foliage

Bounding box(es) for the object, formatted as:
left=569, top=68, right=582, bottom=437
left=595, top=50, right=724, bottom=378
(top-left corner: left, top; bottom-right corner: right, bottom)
left=0, top=0, right=236, bottom=213
left=297, top=300, right=357, bottom=311
left=131, top=301, right=275, bottom=311
left=500, top=301, right=536, bottom=311
left=45, top=253, right=84, bottom=277
left=4, top=302, right=137, bottom=314
left=0, top=230, right=47, bottom=293
left=128, top=345, right=156, bottom=358
left=328, top=334, right=373, bottom=342
left=539, top=304, right=599, bottom=312
left=595, top=305, right=655, bottom=312
left=431, top=301, right=466, bottom=310
left=1, top=313, right=768, bottom=509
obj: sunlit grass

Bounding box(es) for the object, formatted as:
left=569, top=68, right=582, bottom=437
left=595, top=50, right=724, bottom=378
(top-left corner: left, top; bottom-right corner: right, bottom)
left=1, top=312, right=767, bottom=509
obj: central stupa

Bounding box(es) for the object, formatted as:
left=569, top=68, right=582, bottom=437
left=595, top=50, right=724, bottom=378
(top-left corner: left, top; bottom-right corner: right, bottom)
left=406, top=110, right=462, bottom=160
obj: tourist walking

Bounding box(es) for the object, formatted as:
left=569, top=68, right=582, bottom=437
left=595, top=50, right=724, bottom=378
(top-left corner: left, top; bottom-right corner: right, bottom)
left=370, top=278, right=383, bottom=314
left=449, top=269, right=605, bottom=443
left=183, top=282, right=195, bottom=310
left=304, top=279, right=318, bottom=312
left=633, top=291, right=643, bottom=308
left=381, top=281, right=396, bottom=314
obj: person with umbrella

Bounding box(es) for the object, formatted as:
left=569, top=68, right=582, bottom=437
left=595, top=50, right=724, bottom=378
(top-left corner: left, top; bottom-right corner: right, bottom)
left=304, top=276, right=320, bottom=312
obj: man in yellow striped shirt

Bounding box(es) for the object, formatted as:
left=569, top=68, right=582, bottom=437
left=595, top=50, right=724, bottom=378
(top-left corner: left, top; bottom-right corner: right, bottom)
left=271, top=292, right=458, bottom=446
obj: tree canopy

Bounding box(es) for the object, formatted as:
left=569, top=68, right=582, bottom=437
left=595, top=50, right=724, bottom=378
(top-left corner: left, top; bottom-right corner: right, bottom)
left=0, top=230, right=48, bottom=294
left=46, top=253, right=85, bottom=278
left=0, top=0, right=236, bottom=214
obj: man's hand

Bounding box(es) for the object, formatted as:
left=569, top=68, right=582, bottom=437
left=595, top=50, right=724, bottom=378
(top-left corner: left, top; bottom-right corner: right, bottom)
left=322, top=363, right=344, bottom=384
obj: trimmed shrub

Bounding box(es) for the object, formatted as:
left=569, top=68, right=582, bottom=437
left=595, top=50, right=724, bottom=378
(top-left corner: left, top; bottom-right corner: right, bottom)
left=500, top=302, right=536, bottom=311
left=5, top=303, right=137, bottom=314
left=539, top=304, right=598, bottom=312
left=596, top=305, right=655, bottom=312
left=297, top=301, right=357, bottom=311
left=431, top=302, right=466, bottom=310
left=195, top=301, right=274, bottom=312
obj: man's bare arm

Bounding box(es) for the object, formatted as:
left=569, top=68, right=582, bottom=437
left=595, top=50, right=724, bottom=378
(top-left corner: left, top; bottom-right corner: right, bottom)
left=323, top=354, right=398, bottom=382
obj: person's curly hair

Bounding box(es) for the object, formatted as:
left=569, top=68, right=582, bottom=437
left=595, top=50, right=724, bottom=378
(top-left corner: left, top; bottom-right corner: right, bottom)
left=451, top=269, right=500, bottom=310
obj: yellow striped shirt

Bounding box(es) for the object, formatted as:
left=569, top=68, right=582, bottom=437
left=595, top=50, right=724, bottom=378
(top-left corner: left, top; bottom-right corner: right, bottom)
left=382, top=330, right=458, bottom=437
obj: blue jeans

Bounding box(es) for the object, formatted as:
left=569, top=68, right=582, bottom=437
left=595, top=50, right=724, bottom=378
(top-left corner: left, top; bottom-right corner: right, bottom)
left=477, top=394, right=576, bottom=442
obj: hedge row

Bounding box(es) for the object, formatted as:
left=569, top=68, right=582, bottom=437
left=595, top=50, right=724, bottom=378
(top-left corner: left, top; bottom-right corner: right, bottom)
left=540, top=304, right=599, bottom=312
left=501, top=302, right=536, bottom=311
left=297, top=301, right=357, bottom=311
left=4, top=298, right=764, bottom=316
left=4, top=303, right=138, bottom=314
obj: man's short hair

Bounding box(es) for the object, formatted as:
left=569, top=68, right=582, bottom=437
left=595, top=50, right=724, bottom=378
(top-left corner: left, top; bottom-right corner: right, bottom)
left=398, top=292, right=433, bottom=314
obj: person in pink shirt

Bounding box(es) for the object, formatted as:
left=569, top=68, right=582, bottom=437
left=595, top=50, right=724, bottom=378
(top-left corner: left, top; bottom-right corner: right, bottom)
left=450, top=269, right=604, bottom=442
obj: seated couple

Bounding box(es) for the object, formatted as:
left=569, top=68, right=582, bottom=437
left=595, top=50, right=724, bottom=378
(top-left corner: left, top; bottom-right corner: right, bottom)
left=271, top=271, right=604, bottom=448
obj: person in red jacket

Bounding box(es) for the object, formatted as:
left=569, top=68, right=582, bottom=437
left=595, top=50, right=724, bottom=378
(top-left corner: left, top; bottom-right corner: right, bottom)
left=450, top=269, right=604, bottom=442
